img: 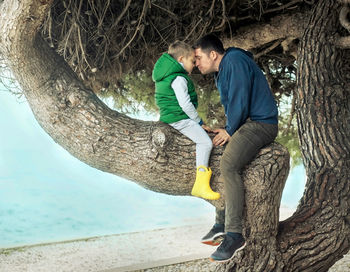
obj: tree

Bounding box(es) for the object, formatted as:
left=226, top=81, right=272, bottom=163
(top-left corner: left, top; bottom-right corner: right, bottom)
left=0, top=0, right=349, bottom=271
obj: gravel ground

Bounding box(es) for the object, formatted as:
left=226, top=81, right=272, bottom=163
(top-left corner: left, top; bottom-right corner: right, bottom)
left=0, top=224, right=214, bottom=272
left=143, top=258, right=219, bottom=272
left=140, top=254, right=350, bottom=272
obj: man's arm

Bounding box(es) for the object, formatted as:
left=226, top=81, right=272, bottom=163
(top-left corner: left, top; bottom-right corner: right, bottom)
left=220, top=55, right=252, bottom=136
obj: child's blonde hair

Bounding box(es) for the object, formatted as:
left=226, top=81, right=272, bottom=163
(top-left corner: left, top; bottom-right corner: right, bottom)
left=168, top=40, right=194, bottom=60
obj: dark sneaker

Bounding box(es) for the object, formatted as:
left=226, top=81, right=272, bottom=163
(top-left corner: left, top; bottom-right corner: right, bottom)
left=201, top=224, right=225, bottom=246
left=209, top=233, right=246, bottom=263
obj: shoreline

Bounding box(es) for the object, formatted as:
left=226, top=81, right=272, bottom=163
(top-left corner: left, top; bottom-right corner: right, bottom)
left=1, top=208, right=349, bottom=272
left=1, top=204, right=296, bottom=251
left=0, top=223, right=214, bottom=272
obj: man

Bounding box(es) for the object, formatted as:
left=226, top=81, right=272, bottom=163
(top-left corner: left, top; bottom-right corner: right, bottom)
left=194, top=34, right=278, bottom=262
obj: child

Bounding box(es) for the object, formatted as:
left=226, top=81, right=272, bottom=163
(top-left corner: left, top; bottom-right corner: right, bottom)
left=152, top=41, right=220, bottom=200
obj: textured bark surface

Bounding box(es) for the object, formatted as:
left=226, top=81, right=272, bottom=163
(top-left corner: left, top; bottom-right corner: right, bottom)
left=0, top=0, right=289, bottom=211
left=222, top=11, right=306, bottom=50
left=221, top=1, right=350, bottom=271
left=0, top=0, right=349, bottom=272
left=276, top=1, right=350, bottom=271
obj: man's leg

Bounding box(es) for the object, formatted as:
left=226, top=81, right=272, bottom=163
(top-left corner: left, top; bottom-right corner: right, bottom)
left=210, top=121, right=277, bottom=262
left=215, top=208, right=225, bottom=226
left=222, top=121, right=278, bottom=233
left=201, top=208, right=225, bottom=245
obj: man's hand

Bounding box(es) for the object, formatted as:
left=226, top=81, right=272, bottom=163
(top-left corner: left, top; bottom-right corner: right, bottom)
left=212, top=128, right=230, bottom=146
left=201, top=124, right=212, bottom=132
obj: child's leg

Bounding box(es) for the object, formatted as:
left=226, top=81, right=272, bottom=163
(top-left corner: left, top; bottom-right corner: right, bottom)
left=170, top=119, right=213, bottom=168
left=170, top=119, right=220, bottom=200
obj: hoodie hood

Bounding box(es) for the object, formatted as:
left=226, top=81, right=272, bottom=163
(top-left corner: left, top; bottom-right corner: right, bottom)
left=152, top=53, right=187, bottom=82
left=225, top=47, right=253, bottom=59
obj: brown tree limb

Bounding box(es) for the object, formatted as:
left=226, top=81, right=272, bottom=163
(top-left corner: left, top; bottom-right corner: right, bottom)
left=116, top=0, right=149, bottom=58
left=4, top=1, right=349, bottom=271
left=254, top=39, right=282, bottom=58
left=262, top=0, right=304, bottom=14
left=0, top=0, right=289, bottom=211
left=109, top=0, right=132, bottom=32
left=214, top=0, right=227, bottom=31
left=222, top=11, right=307, bottom=50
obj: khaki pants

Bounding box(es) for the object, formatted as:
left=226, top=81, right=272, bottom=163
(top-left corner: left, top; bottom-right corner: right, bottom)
left=215, top=120, right=278, bottom=233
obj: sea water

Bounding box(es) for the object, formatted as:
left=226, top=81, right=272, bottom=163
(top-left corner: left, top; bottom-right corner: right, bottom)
left=0, top=89, right=305, bottom=248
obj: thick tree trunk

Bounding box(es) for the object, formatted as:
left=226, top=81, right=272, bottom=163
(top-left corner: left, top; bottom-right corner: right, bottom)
left=276, top=1, right=350, bottom=271
left=3, top=0, right=349, bottom=271
left=222, top=1, right=350, bottom=271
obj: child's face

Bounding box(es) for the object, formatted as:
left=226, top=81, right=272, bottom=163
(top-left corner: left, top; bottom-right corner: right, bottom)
left=180, top=51, right=196, bottom=74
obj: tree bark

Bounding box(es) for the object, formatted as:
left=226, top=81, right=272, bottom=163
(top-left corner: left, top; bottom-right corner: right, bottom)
left=0, top=0, right=289, bottom=210
left=218, top=1, right=350, bottom=272
left=222, top=11, right=307, bottom=51
left=2, top=0, right=349, bottom=271
left=276, top=1, right=350, bottom=271
left=225, top=1, right=350, bottom=271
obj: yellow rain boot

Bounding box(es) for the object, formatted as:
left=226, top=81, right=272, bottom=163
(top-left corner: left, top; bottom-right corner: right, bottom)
left=191, top=166, right=220, bottom=200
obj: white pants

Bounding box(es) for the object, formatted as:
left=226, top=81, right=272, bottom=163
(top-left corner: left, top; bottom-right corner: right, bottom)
left=170, top=119, right=213, bottom=168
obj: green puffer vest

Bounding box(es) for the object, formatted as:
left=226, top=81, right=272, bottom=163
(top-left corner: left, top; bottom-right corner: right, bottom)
left=152, top=53, right=198, bottom=124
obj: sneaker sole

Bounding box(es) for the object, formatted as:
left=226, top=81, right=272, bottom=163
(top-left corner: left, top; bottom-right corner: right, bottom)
left=209, top=242, right=246, bottom=263
left=201, top=233, right=225, bottom=246
left=201, top=240, right=221, bottom=246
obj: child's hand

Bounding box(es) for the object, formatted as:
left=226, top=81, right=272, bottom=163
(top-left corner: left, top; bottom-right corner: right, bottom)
left=201, top=124, right=212, bottom=132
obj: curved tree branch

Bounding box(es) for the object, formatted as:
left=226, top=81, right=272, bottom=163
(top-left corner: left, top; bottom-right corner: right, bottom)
left=213, top=0, right=227, bottom=31
left=3, top=0, right=349, bottom=271
left=115, top=0, right=149, bottom=58
left=254, top=39, right=282, bottom=59
left=0, top=0, right=289, bottom=212
left=109, top=0, right=132, bottom=32
left=222, top=11, right=308, bottom=50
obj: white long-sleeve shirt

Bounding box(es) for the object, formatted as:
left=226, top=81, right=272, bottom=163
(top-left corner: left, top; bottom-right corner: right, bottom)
left=171, top=76, right=202, bottom=124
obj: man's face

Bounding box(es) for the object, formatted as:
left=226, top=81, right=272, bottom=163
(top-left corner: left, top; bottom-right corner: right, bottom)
left=195, top=48, right=216, bottom=74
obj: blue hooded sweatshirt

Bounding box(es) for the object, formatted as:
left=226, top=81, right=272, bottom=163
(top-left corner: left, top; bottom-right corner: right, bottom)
left=214, top=47, right=278, bottom=136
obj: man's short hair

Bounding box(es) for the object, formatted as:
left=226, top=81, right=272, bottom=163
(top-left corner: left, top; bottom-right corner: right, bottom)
left=168, top=41, right=194, bottom=60
left=194, top=34, right=225, bottom=55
